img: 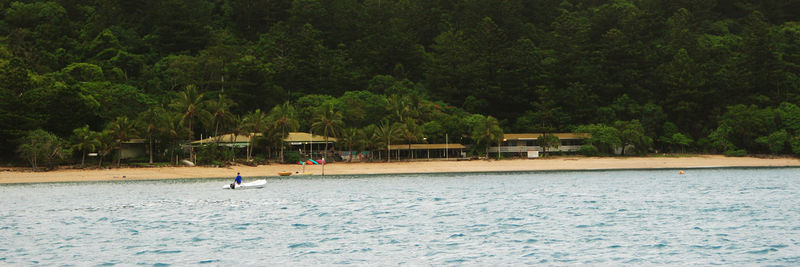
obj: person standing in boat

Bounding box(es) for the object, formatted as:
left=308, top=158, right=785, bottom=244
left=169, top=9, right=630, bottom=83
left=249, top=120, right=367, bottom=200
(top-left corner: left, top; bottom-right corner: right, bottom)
left=235, top=172, right=242, bottom=185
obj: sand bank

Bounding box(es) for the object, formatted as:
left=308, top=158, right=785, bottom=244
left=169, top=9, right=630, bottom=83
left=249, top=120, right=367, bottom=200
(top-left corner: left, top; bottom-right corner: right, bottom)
left=1, top=155, right=798, bottom=184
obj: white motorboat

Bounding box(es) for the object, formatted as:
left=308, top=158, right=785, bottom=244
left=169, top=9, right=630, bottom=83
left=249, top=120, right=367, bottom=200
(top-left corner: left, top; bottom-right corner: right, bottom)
left=223, top=179, right=267, bottom=189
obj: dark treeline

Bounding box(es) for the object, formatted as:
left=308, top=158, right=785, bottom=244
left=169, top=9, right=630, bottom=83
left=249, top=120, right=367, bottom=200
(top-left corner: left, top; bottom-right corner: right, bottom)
left=1, top=0, right=799, bottom=165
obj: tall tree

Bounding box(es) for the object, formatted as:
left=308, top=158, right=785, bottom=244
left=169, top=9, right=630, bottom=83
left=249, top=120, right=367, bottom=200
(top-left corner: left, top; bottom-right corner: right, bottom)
left=228, top=114, right=245, bottom=161
left=17, top=129, right=68, bottom=171
left=470, top=115, right=504, bottom=159
left=400, top=120, right=424, bottom=159
left=338, top=127, right=359, bottom=162
left=311, top=102, right=344, bottom=159
left=70, top=125, right=100, bottom=168
left=614, top=120, right=653, bottom=155
left=243, top=109, right=269, bottom=161
left=137, top=106, right=166, bottom=164
left=162, top=112, right=188, bottom=165
left=538, top=133, right=560, bottom=157
left=269, top=101, right=299, bottom=162
left=107, top=116, right=138, bottom=167
left=169, top=85, right=208, bottom=162
left=374, top=120, right=401, bottom=162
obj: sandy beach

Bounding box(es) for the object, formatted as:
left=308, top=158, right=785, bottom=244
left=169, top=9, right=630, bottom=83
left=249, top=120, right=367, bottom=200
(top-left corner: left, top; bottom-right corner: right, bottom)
left=1, top=155, right=798, bottom=184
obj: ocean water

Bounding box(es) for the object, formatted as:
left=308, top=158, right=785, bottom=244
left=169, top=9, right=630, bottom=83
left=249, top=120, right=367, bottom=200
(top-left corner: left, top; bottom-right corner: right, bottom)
left=1, top=168, right=799, bottom=265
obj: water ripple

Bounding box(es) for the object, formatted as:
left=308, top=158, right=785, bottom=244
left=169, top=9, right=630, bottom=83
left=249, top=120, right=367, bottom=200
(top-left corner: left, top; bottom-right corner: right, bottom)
left=0, top=168, right=798, bottom=265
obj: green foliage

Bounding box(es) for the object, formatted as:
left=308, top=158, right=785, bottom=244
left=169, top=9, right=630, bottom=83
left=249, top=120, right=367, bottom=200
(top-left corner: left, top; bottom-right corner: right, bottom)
left=17, top=129, right=69, bottom=170
left=614, top=120, right=653, bottom=155
left=70, top=125, right=100, bottom=167
left=269, top=101, right=298, bottom=162
left=4, top=0, right=800, bottom=163
left=724, top=149, right=747, bottom=157
left=670, top=133, right=694, bottom=151
left=791, top=136, right=800, bottom=155
left=284, top=151, right=300, bottom=164
left=538, top=133, right=560, bottom=156
left=575, top=124, right=621, bottom=155
left=755, top=130, right=790, bottom=154
left=375, top=119, right=402, bottom=162
left=470, top=115, right=503, bottom=158
left=195, top=144, right=233, bottom=166
left=311, top=101, right=344, bottom=158
left=578, top=144, right=601, bottom=157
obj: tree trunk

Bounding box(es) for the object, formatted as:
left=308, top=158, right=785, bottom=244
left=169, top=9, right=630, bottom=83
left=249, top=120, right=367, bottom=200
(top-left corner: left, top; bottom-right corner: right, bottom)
left=148, top=138, right=154, bottom=164
left=280, top=130, right=285, bottom=163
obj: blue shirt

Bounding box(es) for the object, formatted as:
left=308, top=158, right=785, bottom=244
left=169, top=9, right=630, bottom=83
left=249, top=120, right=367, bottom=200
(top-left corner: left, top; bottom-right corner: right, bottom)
left=235, top=175, right=242, bottom=184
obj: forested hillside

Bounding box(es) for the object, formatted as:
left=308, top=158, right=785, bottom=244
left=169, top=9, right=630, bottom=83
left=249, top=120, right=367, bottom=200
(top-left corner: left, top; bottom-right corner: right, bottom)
left=1, top=0, right=799, bottom=166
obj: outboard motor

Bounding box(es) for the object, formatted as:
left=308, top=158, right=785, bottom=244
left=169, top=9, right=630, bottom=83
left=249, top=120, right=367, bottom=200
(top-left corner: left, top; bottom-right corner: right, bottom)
left=230, top=183, right=235, bottom=189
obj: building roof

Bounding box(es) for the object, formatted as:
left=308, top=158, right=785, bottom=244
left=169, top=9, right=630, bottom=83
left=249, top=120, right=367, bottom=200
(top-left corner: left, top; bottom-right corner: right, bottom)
left=190, top=132, right=336, bottom=145
left=503, top=133, right=590, bottom=140
left=121, top=138, right=147, bottom=144
left=191, top=133, right=253, bottom=144
left=285, top=132, right=337, bottom=142
left=388, top=143, right=467, bottom=150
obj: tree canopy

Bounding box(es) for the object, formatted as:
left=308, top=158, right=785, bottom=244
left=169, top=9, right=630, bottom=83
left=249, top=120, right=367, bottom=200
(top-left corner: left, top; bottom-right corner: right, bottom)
left=1, top=0, right=800, bottom=165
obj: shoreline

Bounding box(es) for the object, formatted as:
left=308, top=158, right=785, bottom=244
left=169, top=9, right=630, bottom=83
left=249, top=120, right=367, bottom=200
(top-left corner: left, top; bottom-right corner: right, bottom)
left=1, top=155, right=799, bottom=184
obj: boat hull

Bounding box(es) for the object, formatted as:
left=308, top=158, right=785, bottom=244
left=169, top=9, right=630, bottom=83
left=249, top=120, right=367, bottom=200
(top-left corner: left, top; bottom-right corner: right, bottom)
left=223, top=179, right=266, bottom=189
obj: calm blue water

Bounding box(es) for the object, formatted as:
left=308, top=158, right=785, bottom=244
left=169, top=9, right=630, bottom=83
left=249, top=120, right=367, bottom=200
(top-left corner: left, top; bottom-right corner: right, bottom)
left=1, top=168, right=799, bottom=265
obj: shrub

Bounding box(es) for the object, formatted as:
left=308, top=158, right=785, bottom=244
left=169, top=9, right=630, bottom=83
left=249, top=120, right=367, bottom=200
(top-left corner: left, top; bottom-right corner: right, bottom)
left=195, top=144, right=233, bottom=166
left=724, top=149, right=747, bottom=157
left=578, top=144, right=600, bottom=156
left=284, top=151, right=300, bottom=164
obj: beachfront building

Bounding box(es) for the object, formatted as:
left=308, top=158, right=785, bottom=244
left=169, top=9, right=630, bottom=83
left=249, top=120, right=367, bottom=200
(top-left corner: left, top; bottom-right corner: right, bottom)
left=284, top=132, right=337, bottom=159
left=189, top=131, right=336, bottom=159
left=190, top=133, right=252, bottom=148
left=341, top=143, right=467, bottom=162
left=119, top=139, right=147, bottom=159
left=490, top=133, right=589, bottom=158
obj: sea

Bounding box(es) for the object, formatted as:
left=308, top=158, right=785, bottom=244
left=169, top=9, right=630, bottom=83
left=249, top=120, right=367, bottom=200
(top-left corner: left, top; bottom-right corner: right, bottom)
left=1, top=168, right=799, bottom=265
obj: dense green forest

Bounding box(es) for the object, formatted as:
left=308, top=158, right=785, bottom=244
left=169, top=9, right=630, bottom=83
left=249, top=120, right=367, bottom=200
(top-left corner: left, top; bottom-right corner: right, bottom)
left=1, top=0, right=799, bottom=167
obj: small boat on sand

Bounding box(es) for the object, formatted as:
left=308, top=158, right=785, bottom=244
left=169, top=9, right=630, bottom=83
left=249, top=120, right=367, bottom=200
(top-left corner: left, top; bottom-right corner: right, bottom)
left=278, top=171, right=292, bottom=176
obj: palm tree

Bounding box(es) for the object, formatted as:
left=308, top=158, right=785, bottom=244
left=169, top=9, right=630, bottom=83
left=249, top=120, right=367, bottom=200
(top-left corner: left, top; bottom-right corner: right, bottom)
left=375, top=119, right=401, bottom=162
left=137, top=106, right=166, bottom=164
left=71, top=125, right=100, bottom=168
left=163, top=112, right=188, bottom=165
left=471, top=115, right=504, bottom=159
left=203, top=93, right=235, bottom=143
left=96, top=130, right=115, bottom=168
left=311, top=102, right=344, bottom=160
left=386, top=94, right=418, bottom=123
left=169, top=85, right=209, bottom=162
left=243, top=109, right=269, bottom=161
left=400, top=120, right=424, bottom=159
left=107, top=116, right=138, bottom=167
left=338, top=128, right=359, bottom=162
left=360, top=124, right=381, bottom=161
left=228, top=114, right=244, bottom=161
left=263, top=125, right=284, bottom=161
left=269, top=101, right=299, bottom=163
